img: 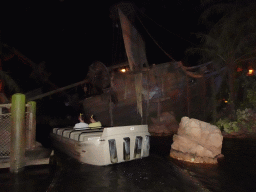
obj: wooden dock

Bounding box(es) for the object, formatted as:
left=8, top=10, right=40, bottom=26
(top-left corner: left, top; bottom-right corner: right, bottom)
left=0, top=142, right=52, bottom=169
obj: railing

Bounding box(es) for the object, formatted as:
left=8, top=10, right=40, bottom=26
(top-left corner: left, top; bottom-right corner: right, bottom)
left=0, top=104, right=11, bottom=157
left=0, top=94, right=36, bottom=173
left=0, top=101, right=36, bottom=158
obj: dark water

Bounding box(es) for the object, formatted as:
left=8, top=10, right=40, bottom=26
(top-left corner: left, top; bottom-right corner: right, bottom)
left=47, top=154, right=204, bottom=192
left=0, top=164, right=53, bottom=192
left=1, top=137, right=256, bottom=192
left=173, top=137, right=256, bottom=192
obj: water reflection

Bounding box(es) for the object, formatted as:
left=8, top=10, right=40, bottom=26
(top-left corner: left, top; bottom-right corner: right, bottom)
left=171, top=137, right=256, bottom=192
left=48, top=138, right=203, bottom=192
left=2, top=136, right=256, bottom=192
left=49, top=149, right=204, bottom=192
left=0, top=165, right=53, bottom=192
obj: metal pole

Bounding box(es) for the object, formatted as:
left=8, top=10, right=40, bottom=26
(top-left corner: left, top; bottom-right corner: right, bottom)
left=26, top=101, right=36, bottom=150
left=10, top=93, right=26, bottom=173
left=27, top=80, right=87, bottom=101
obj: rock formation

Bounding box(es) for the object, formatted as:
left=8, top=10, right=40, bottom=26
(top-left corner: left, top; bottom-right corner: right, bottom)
left=149, top=112, right=179, bottom=136
left=170, top=117, right=223, bottom=164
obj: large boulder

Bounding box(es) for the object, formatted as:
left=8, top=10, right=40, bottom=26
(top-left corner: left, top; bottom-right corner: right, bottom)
left=170, top=117, right=223, bottom=164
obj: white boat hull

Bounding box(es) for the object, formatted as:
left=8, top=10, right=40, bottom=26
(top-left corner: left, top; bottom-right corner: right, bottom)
left=50, top=125, right=150, bottom=166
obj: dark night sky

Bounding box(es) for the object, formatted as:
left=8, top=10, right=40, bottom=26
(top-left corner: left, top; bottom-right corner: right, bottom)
left=0, top=0, right=203, bottom=91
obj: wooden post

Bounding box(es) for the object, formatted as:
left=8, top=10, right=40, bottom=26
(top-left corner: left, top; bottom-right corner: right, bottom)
left=145, top=72, right=149, bottom=125
left=157, top=98, right=161, bottom=123
left=109, top=99, right=113, bottom=127
left=200, top=76, right=206, bottom=120
left=10, top=93, right=26, bottom=173
left=110, top=73, right=114, bottom=127
left=186, top=76, right=190, bottom=117
left=26, top=101, right=36, bottom=150
left=211, top=76, right=217, bottom=123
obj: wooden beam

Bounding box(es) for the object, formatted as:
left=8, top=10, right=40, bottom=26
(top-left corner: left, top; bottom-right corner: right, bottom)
left=27, top=80, right=87, bottom=101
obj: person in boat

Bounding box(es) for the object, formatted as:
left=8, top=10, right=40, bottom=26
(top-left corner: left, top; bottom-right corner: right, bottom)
left=89, top=115, right=102, bottom=129
left=74, top=113, right=89, bottom=129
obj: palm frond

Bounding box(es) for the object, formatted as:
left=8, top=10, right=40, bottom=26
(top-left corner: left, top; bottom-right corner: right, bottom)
left=199, top=2, right=236, bottom=28
left=0, top=71, right=20, bottom=93
left=190, top=1, right=256, bottom=67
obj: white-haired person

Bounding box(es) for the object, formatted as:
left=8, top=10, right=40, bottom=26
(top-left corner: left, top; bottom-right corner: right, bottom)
left=74, top=113, right=89, bottom=130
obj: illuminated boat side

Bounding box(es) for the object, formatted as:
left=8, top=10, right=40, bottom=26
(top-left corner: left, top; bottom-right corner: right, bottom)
left=50, top=125, right=150, bottom=166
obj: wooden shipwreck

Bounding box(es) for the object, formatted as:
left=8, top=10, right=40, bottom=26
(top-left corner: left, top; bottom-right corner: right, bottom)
left=82, top=4, right=213, bottom=134
left=21, top=3, right=219, bottom=136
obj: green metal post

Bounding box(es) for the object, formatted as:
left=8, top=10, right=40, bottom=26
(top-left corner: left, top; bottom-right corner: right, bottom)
left=10, top=93, right=26, bottom=173
left=26, top=101, right=36, bottom=150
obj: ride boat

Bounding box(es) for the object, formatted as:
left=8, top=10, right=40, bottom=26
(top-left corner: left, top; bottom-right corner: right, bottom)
left=50, top=125, right=150, bottom=166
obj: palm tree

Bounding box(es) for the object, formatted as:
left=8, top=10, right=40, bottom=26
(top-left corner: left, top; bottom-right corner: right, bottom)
left=187, top=1, right=256, bottom=118
left=0, top=31, right=20, bottom=103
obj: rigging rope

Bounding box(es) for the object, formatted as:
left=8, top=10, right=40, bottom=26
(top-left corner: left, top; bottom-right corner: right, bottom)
left=117, top=5, right=216, bottom=79
left=135, top=12, right=176, bottom=62
left=135, top=12, right=205, bottom=78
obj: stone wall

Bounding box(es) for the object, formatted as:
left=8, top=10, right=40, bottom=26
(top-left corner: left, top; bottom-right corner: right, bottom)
left=149, top=112, right=179, bottom=136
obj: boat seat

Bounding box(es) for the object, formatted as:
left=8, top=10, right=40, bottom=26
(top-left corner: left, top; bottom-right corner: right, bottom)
left=53, top=128, right=81, bottom=140
left=68, top=130, right=102, bottom=141
left=78, top=130, right=103, bottom=141
left=62, top=129, right=73, bottom=138
left=53, top=128, right=71, bottom=135
left=52, top=128, right=104, bottom=141
left=69, top=131, right=84, bottom=140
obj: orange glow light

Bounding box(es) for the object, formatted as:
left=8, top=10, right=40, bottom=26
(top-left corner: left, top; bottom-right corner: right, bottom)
left=237, top=67, right=243, bottom=72
left=120, top=68, right=126, bottom=73
left=248, top=69, right=254, bottom=75
left=224, top=100, right=228, bottom=103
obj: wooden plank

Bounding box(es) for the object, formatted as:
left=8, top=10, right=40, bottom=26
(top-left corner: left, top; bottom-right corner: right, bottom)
left=0, top=158, right=50, bottom=168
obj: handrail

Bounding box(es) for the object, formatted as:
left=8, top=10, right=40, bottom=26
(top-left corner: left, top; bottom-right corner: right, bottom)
left=62, top=128, right=72, bottom=136
left=75, top=126, right=104, bottom=130
left=0, top=113, right=11, bottom=116
left=52, top=126, right=112, bottom=138
left=78, top=129, right=104, bottom=141
left=56, top=128, right=62, bottom=135
left=0, top=104, right=11, bottom=109
left=68, top=130, right=83, bottom=138
left=68, top=127, right=104, bottom=138
left=0, top=103, right=31, bottom=108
